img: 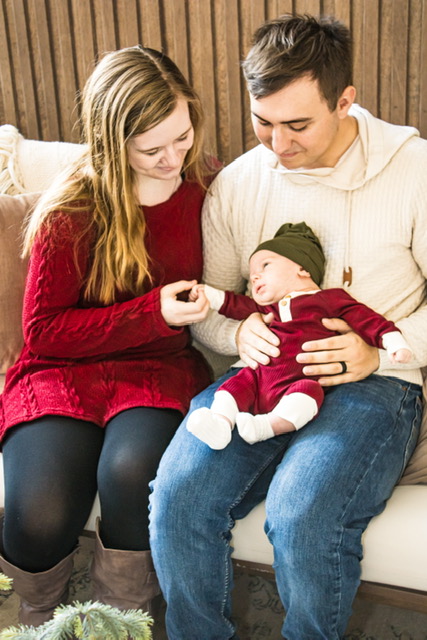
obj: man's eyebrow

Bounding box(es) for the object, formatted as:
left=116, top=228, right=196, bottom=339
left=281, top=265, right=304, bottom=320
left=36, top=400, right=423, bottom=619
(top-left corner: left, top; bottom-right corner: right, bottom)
left=251, top=111, right=312, bottom=126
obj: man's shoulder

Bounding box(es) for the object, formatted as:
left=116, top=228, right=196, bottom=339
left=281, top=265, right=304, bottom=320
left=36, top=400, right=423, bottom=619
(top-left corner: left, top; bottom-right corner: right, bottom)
left=353, top=104, right=427, bottom=159
left=217, top=144, right=272, bottom=180
left=398, top=134, right=427, bottom=156
left=388, top=134, right=427, bottom=179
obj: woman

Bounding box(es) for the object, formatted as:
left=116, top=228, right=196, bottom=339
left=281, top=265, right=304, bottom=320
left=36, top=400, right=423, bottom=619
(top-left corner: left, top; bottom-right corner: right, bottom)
left=0, top=45, right=215, bottom=626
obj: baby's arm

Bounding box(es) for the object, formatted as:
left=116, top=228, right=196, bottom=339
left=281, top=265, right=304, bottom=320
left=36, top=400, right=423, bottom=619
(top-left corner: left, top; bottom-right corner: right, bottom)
left=190, top=284, right=265, bottom=321
left=382, top=331, right=413, bottom=364
left=189, top=283, right=226, bottom=311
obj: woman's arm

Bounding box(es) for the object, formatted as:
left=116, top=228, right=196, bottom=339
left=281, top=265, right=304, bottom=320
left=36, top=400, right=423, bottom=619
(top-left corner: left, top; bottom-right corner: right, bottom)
left=22, top=218, right=194, bottom=358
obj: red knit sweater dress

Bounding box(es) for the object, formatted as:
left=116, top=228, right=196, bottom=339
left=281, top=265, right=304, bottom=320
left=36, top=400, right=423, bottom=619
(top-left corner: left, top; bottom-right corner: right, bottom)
left=0, top=180, right=211, bottom=440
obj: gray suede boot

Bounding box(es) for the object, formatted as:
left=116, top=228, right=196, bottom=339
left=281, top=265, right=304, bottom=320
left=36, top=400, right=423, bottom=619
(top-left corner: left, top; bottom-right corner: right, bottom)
left=90, top=518, right=161, bottom=616
left=0, top=548, right=76, bottom=626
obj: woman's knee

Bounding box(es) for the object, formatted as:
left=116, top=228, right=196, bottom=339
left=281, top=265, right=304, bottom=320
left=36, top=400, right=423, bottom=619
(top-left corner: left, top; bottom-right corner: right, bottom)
left=149, top=428, right=220, bottom=543
left=3, top=504, right=75, bottom=570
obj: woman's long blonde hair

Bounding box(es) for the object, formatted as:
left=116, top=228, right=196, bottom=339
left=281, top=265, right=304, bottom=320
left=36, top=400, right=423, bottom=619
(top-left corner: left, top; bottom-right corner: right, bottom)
left=23, top=46, right=209, bottom=305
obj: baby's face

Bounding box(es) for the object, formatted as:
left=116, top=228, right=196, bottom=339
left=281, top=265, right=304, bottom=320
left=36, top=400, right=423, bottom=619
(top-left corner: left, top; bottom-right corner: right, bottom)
left=249, top=250, right=304, bottom=305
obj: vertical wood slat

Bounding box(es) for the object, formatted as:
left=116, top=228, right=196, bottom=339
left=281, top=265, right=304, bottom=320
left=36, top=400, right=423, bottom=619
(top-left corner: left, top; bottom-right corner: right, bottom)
left=418, top=0, right=427, bottom=134
left=93, top=0, right=117, bottom=58
left=187, top=0, right=217, bottom=156
left=27, top=0, right=60, bottom=141
left=323, top=0, right=351, bottom=25
left=138, top=0, right=162, bottom=50
left=0, top=2, right=17, bottom=133
left=294, top=0, right=322, bottom=15
left=379, top=0, right=410, bottom=127
left=351, top=0, right=380, bottom=116
left=116, top=0, right=140, bottom=48
left=71, top=0, right=97, bottom=87
left=407, top=0, right=427, bottom=135
left=161, top=0, right=189, bottom=79
left=0, top=0, right=426, bottom=162
left=6, top=0, right=39, bottom=137
left=212, top=0, right=243, bottom=162
left=47, top=0, right=80, bottom=141
left=240, top=1, right=268, bottom=153
left=266, top=1, right=293, bottom=20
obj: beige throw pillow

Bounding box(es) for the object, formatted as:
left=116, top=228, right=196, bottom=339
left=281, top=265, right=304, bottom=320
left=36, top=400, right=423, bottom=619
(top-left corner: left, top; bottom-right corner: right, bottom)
left=0, top=193, right=40, bottom=371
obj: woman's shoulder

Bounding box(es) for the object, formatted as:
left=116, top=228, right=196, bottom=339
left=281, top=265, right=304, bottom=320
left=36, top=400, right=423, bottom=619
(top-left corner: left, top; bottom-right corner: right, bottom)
left=37, top=199, right=94, bottom=247
left=204, top=155, right=223, bottom=184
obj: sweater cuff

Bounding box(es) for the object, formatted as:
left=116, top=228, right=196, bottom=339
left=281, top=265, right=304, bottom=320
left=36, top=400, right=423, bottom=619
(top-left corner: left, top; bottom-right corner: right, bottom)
left=146, top=286, right=184, bottom=337
left=204, top=285, right=226, bottom=311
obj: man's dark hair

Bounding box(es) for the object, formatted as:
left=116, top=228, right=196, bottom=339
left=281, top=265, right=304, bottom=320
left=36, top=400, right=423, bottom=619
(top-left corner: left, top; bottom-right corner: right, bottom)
left=242, top=14, right=353, bottom=111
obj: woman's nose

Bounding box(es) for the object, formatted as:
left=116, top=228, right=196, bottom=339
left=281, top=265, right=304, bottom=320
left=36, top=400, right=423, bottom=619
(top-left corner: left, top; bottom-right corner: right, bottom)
left=162, top=145, right=180, bottom=166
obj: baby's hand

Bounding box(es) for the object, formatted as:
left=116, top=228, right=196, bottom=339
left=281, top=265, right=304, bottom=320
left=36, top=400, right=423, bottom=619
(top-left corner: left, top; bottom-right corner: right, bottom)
left=189, top=283, right=205, bottom=302
left=389, top=347, right=412, bottom=364
left=160, top=280, right=209, bottom=326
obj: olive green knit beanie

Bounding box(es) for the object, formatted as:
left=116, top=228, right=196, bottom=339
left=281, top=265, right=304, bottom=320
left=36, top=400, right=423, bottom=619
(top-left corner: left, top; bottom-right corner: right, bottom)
left=252, top=222, right=325, bottom=286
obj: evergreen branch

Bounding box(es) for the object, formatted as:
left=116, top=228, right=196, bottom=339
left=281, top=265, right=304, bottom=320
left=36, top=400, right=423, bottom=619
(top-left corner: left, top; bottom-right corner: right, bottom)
left=0, top=601, right=153, bottom=640
left=0, top=573, right=13, bottom=591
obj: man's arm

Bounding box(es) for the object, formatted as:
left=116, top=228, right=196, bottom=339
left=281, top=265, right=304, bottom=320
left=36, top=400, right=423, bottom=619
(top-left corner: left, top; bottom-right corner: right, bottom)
left=191, top=175, right=249, bottom=356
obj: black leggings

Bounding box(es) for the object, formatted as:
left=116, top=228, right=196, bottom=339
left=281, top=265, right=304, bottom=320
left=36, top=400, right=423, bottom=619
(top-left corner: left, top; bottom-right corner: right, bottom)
left=2, top=407, right=181, bottom=571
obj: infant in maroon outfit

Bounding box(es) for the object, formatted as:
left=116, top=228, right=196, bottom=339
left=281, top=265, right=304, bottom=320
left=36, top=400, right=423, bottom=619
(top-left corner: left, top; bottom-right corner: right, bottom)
left=187, top=222, right=412, bottom=449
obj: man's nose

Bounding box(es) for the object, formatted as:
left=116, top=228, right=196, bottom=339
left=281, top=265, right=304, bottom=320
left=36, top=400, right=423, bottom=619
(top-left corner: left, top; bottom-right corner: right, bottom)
left=271, top=127, right=292, bottom=154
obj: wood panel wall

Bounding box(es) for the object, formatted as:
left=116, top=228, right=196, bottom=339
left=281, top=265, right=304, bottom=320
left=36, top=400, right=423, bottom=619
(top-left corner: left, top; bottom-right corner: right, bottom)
left=1, top=0, right=426, bottom=165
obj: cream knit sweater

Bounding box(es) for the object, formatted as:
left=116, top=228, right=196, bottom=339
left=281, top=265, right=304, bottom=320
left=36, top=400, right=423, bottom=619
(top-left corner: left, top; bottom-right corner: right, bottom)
left=192, top=105, right=427, bottom=386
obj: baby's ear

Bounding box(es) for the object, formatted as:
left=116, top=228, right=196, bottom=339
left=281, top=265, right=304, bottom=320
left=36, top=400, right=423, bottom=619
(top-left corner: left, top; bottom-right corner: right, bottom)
left=298, top=267, right=311, bottom=278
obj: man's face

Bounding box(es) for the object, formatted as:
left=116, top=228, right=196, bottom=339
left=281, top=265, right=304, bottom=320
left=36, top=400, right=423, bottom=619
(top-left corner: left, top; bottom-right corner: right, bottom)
left=249, top=76, right=353, bottom=170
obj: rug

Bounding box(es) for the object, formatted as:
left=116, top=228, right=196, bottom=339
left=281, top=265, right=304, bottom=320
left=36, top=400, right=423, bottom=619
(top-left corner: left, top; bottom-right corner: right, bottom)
left=1, top=535, right=426, bottom=639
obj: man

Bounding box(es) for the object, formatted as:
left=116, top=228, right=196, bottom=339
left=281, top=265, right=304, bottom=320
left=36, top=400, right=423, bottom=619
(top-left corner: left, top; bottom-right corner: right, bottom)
left=149, top=15, right=426, bottom=639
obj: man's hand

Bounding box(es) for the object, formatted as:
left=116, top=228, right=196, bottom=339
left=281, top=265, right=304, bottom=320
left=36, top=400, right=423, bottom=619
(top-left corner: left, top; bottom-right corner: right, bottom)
left=296, top=317, right=380, bottom=387
left=236, top=312, right=280, bottom=369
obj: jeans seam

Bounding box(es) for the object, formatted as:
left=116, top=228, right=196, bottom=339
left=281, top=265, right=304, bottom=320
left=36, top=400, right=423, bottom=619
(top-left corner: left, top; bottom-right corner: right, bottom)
left=332, top=383, right=420, bottom=637
left=228, top=441, right=290, bottom=515
left=221, top=438, right=291, bottom=635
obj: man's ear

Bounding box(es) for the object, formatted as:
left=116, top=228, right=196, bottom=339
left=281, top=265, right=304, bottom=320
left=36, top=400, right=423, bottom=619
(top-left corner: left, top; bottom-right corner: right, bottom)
left=337, top=85, right=356, bottom=118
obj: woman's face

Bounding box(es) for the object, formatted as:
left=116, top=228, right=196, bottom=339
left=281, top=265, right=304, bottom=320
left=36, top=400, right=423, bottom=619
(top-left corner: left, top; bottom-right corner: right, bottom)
left=127, top=98, right=194, bottom=181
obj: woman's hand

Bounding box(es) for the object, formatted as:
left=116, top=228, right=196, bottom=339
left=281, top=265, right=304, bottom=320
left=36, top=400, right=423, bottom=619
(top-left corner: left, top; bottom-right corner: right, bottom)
left=236, top=312, right=281, bottom=369
left=296, top=317, right=380, bottom=387
left=160, top=280, right=210, bottom=327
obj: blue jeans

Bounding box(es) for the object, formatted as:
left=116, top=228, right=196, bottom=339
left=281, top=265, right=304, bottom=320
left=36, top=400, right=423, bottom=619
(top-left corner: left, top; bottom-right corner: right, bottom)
left=149, top=370, right=422, bottom=639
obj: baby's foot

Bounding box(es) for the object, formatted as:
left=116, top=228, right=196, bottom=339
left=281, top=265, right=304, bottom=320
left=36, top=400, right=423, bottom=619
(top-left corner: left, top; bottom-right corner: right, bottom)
left=187, top=407, right=232, bottom=449
left=236, top=413, right=275, bottom=444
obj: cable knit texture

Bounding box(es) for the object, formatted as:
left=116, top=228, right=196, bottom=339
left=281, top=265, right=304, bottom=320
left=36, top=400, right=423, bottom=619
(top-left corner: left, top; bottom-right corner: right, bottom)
left=0, top=180, right=211, bottom=439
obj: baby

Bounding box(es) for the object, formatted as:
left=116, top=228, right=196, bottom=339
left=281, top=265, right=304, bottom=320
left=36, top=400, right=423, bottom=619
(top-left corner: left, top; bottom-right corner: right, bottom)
left=187, top=222, right=412, bottom=449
